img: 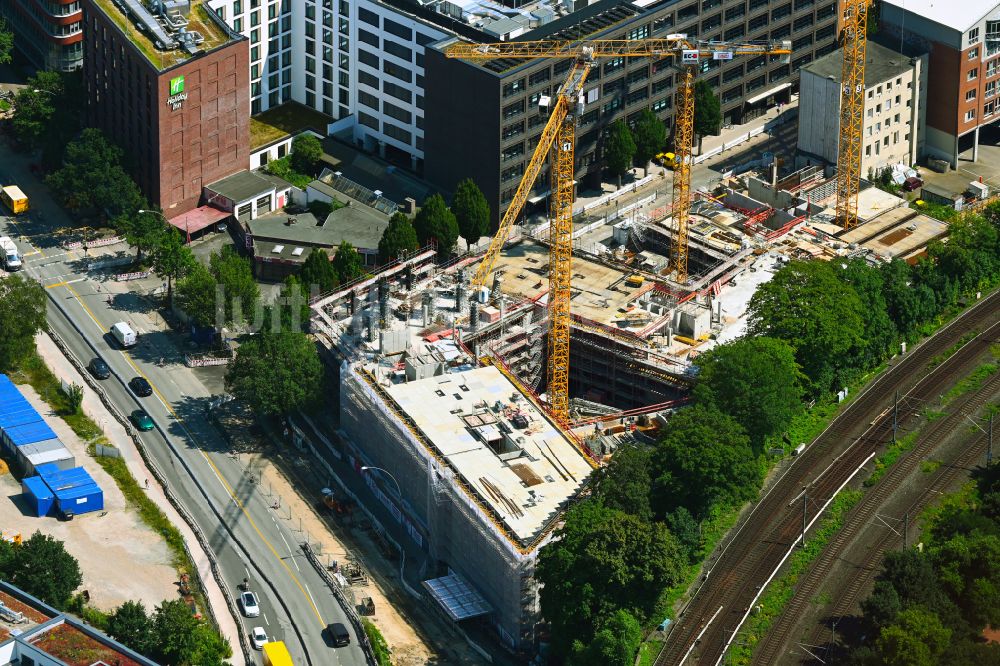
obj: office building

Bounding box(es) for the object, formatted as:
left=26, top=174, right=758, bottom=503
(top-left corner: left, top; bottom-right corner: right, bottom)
left=880, top=0, right=1000, bottom=166
left=1, top=0, right=84, bottom=71
left=82, top=0, right=250, bottom=217
left=798, top=40, right=927, bottom=175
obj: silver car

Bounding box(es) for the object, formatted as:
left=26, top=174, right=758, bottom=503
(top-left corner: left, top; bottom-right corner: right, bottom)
left=240, top=590, right=260, bottom=618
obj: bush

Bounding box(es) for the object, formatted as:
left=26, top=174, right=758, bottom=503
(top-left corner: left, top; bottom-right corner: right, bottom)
left=362, top=620, right=391, bottom=666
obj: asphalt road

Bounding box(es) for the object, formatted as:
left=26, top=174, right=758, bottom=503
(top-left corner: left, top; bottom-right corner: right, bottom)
left=0, top=149, right=366, bottom=666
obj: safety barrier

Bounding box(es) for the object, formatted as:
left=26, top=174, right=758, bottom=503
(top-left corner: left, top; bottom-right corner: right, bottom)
left=185, top=354, right=231, bottom=367
left=115, top=270, right=151, bottom=282
left=63, top=235, right=125, bottom=251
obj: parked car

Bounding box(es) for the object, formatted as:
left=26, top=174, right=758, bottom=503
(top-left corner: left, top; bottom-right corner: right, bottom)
left=129, top=376, right=153, bottom=397
left=902, top=176, right=924, bottom=192
left=250, top=626, right=267, bottom=650
left=327, top=622, right=350, bottom=647
left=131, top=409, right=154, bottom=431
left=240, top=590, right=260, bottom=618
left=88, top=357, right=111, bottom=380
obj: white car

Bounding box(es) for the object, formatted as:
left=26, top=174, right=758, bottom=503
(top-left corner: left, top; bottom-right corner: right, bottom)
left=251, top=626, right=268, bottom=650
left=240, top=590, right=260, bottom=618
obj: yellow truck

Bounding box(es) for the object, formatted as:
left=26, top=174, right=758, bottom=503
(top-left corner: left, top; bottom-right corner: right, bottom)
left=262, top=641, right=293, bottom=666
left=655, top=152, right=678, bottom=169
left=1, top=185, right=28, bottom=215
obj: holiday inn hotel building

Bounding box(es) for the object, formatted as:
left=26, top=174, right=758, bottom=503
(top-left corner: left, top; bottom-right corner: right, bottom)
left=81, top=0, right=251, bottom=215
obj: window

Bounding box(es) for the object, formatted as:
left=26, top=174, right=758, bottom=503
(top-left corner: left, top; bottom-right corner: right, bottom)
left=416, top=32, right=436, bottom=46
left=965, top=109, right=977, bottom=121
left=358, top=90, right=379, bottom=110
left=969, top=47, right=979, bottom=60
left=383, top=60, right=412, bottom=83
left=986, top=99, right=997, bottom=117
left=384, top=40, right=412, bottom=62
left=969, top=27, right=980, bottom=45
left=986, top=80, right=997, bottom=98
left=503, top=78, right=525, bottom=97
left=529, top=68, right=551, bottom=86
left=503, top=100, right=525, bottom=119
left=383, top=101, right=412, bottom=124
left=967, top=89, right=978, bottom=101
left=605, top=58, right=625, bottom=75
left=359, top=7, right=378, bottom=26
left=358, top=70, right=378, bottom=88
left=384, top=80, right=412, bottom=103
left=358, top=111, right=379, bottom=130
left=627, top=25, right=649, bottom=40
left=384, top=18, right=412, bottom=40
left=358, top=49, right=378, bottom=69
left=969, top=67, right=979, bottom=81
left=358, top=28, right=378, bottom=47
left=502, top=122, right=524, bottom=140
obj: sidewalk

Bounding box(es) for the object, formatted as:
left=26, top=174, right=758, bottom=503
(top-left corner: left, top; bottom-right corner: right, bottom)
left=33, top=332, right=244, bottom=659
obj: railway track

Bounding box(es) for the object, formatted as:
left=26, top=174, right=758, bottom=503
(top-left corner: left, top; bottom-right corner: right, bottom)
left=752, top=366, right=1000, bottom=665
left=655, top=291, right=1000, bottom=666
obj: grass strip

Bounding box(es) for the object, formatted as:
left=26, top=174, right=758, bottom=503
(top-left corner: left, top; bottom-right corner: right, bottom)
left=727, top=489, right=863, bottom=665
left=10, top=352, right=207, bottom=614
left=942, top=363, right=998, bottom=405
left=637, top=639, right=663, bottom=666
left=864, top=430, right=919, bottom=487
left=362, top=619, right=392, bottom=666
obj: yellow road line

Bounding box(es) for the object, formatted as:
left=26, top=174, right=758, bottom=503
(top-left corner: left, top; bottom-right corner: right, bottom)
left=56, top=283, right=327, bottom=628
left=45, top=281, right=67, bottom=289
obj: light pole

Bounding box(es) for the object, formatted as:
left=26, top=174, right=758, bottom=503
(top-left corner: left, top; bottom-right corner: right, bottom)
left=138, top=208, right=187, bottom=244
left=360, top=465, right=401, bottom=499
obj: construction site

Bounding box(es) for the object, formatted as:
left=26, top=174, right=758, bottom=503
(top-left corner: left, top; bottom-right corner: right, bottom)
left=305, top=7, right=953, bottom=653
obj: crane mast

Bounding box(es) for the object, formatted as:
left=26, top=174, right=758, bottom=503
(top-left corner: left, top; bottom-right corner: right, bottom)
left=835, top=0, right=871, bottom=229
left=446, top=37, right=790, bottom=423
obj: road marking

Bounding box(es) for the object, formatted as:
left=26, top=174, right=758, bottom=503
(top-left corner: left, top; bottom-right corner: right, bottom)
left=279, top=532, right=301, bottom=572
left=45, top=281, right=67, bottom=289
left=264, top=612, right=270, bottom=626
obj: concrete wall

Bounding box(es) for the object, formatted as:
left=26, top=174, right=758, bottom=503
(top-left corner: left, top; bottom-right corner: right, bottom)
left=797, top=69, right=841, bottom=164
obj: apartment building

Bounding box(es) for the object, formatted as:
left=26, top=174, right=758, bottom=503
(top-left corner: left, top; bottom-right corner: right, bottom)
left=424, top=0, right=840, bottom=224
left=82, top=0, right=250, bottom=217
left=798, top=40, right=927, bottom=175
left=0, top=0, right=84, bottom=70
left=881, top=0, right=1000, bottom=166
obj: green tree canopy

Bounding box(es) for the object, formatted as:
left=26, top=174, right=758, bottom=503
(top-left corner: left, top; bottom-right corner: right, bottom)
left=276, top=275, right=312, bottom=332
left=0, top=274, right=46, bottom=372
left=11, top=71, right=62, bottom=150
left=746, top=259, right=865, bottom=395
left=693, top=336, right=803, bottom=450
left=632, top=109, right=667, bottom=176
left=299, top=247, right=339, bottom=294
left=451, top=178, right=491, bottom=247
left=225, top=328, right=324, bottom=416
left=0, top=18, right=13, bottom=65
left=652, top=405, right=763, bottom=519
left=149, top=227, right=196, bottom=307
left=209, top=246, right=260, bottom=325
left=331, top=241, right=364, bottom=284
left=2, top=532, right=81, bottom=607
left=151, top=599, right=201, bottom=665
left=124, top=211, right=166, bottom=260
left=414, top=193, right=459, bottom=259
left=593, top=444, right=653, bottom=521
left=291, top=133, right=323, bottom=174
left=875, top=607, right=951, bottom=666
left=604, top=120, right=636, bottom=185
left=693, top=79, right=722, bottom=140
left=835, top=258, right=897, bottom=369
left=572, top=609, right=644, bottom=666
left=536, top=500, right=684, bottom=658
left=378, top=212, right=420, bottom=264
left=107, top=600, right=153, bottom=657
left=176, top=263, right=219, bottom=329
left=880, top=259, right=938, bottom=339
left=45, top=128, right=144, bottom=219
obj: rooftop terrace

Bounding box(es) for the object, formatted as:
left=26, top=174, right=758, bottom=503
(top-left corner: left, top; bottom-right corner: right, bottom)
left=29, top=621, right=146, bottom=666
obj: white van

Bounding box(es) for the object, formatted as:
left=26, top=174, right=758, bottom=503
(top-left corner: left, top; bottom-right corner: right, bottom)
left=0, top=236, right=21, bottom=271
left=110, top=322, right=137, bottom=348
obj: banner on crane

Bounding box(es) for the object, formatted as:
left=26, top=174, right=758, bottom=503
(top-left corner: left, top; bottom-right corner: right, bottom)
left=681, top=50, right=700, bottom=63
left=713, top=51, right=733, bottom=60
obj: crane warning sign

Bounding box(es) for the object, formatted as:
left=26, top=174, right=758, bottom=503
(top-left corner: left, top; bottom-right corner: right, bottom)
left=681, top=50, right=700, bottom=63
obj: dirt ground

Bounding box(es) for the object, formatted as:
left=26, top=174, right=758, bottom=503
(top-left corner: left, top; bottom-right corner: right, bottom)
left=0, top=383, right=178, bottom=612
left=253, top=456, right=440, bottom=666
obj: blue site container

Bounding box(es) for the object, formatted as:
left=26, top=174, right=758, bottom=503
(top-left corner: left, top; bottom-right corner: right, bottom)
left=3, top=420, right=58, bottom=448
left=37, top=465, right=104, bottom=516
left=21, top=476, right=55, bottom=517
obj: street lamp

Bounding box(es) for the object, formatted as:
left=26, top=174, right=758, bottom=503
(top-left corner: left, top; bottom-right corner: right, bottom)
left=138, top=208, right=187, bottom=244
left=360, top=466, right=401, bottom=498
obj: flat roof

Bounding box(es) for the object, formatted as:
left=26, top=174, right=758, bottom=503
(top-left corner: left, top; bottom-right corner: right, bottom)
left=882, top=0, right=999, bottom=33
left=248, top=206, right=388, bottom=250
left=88, top=0, right=237, bottom=70
left=29, top=621, right=146, bottom=666
left=206, top=170, right=275, bottom=204
left=383, top=365, right=593, bottom=543
left=804, top=40, right=914, bottom=86
left=249, top=103, right=334, bottom=149
left=846, top=207, right=949, bottom=259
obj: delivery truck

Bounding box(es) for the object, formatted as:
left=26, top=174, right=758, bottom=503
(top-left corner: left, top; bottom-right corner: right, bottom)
left=0, top=237, right=22, bottom=271
left=262, top=641, right=293, bottom=666
left=0, top=185, right=29, bottom=215
left=110, top=322, right=137, bottom=348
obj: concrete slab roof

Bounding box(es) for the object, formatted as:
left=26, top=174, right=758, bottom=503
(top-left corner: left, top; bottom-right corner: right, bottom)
left=839, top=207, right=948, bottom=259
left=804, top=40, right=915, bottom=86
left=383, top=365, right=593, bottom=543
left=882, top=0, right=1000, bottom=33
left=206, top=171, right=275, bottom=204
left=247, top=206, right=389, bottom=250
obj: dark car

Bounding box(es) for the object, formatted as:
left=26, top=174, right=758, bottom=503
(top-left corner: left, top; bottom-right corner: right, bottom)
left=129, top=376, right=153, bottom=397
left=327, top=622, right=350, bottom=647
left=902, top=176, right=924, bottom=192
left=88, top=357, right=111, bottom=380
left=131, top=409, right=154, bottom=431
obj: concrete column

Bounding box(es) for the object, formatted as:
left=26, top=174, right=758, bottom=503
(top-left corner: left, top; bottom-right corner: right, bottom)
left=973, top=125, right=981, bottom=163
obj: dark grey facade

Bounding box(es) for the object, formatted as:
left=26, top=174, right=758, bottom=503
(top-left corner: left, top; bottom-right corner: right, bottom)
left=424, top=0, right=839, bottom=224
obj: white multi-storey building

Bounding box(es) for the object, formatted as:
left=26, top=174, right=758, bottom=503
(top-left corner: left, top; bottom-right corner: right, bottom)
left=208, top=0, right=446, bottom=171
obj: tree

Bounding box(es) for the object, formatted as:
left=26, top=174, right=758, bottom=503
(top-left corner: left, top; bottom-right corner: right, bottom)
left=664, top=506, right=701, bottom=563
left=536, top=500, right=684, bottom=658
left=593, top=444, right=653, bottom=521
left=604, top=120, right=636, bottom=187
left=861, top=580, right=903, bottom=631
left=331, top=241, right=364, bottom=284
left=652, top=405, right=762, bottom=519
left=150, top=227, right=196, bottom=308
left=276, top=275, right=312, bottom=332
left=573, top=609, right=644, bottom=666
left=151, top=599, right=201, bottom=665
left=291, top=133, right=323, bottom=175
left=107, top=601, right=153, bottom=657
left=378, top=212, right=420, bottom=263
left=3, top=532, right=82, bottom=607
left=209, top=246, right=260, bottom=325
left=413, top=194, right=459, bottom=259
left=225, top=328, right=324, bottom=416
left=176, top=263, right=220, bottom=329
left=835, top=258, right=897, bottom=370
left=11, top=71, right=62, bottom=150
left=876, top=607, right=951, bottom=666
left=693, top=336, right=804, bottom=450
left=0, top=18, right=13, bottom=65
left=632, top=109, right=667, bottom=176
left=881, top=259, right=937, bottom=339
left=0, top=274, right=46, bottom=372
left=451, top=178, right=491, bottom=248
left=186, top=623, right=232, bottom=666
left=45, top=128, right=144, bottom=219
left=299, top=248, right=339, bottom=294
left=746, top=260, right=865, bottom=395
left=693, top=80, right=722, bottom=152
left=124, top=211, right=166, bottom=261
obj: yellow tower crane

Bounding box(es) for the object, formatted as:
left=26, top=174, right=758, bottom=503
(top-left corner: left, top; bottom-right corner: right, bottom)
left=446, top=37, right=791, bottom=422
left=835, top=0, right=872, bottom=229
